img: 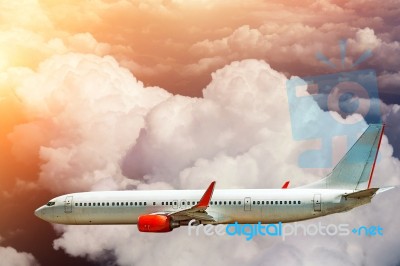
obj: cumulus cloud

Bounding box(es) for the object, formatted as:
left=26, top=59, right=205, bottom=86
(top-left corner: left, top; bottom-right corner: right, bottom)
left=123, top=60, right=307, bottom=188
left=16, top=55, right=396, bottom=266
left=0, top=246, right=39, bottom=266
left=9, top=55, right=309, bottom=193
left=9, top=53, right=171, bottom=193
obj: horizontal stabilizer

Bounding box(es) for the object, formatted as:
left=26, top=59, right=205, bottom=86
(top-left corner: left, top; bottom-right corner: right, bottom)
left=376, top=186, right=396, bottom=194
left=344, top=188, right=379, bottom=199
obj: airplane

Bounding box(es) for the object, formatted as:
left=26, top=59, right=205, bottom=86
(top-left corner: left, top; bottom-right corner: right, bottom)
left=35, top=124, right=394, bottom=232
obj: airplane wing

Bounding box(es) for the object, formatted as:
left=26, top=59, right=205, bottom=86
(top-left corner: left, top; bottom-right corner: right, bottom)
left=168, top=181, right=216, bottom=222
left=137, top=181, right=217, bottom=232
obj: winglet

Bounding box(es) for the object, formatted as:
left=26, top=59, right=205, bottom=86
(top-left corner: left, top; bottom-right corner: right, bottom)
left=282, top=181, right=290, bottom=189
left=196, top=181, right=216, bottom=208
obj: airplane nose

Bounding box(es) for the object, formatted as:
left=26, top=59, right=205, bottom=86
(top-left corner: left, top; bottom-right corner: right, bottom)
left=34, top=207, right=45, bottom=219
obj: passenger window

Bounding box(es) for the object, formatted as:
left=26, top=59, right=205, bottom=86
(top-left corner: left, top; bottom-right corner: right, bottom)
left=75, top=203, right=78, bottom=206
left=162, top=202, right=164, bottom=205
left=293, top=201, right=296, bottom=204
left=144, top=202, right=147, bottom=206
left=266, top=201, right=269, bottom=204
left=130, top=202, right=133, bottom=206
left=80, top=203, right=82, bottom=206
left=210, top=202, right=213, bottom=205
left=116, top=202, right=119, bottom=206
left=280, top=201, right=282, bottom=204
left=262, top=201, right=264, bottom=204
left=193, top=201, right=195, bottom=205
left=153, top=202, right=156, bottom=205
left=257, top=201, right=260, bottom=205
left=233, top=201, right=236, bottom=205
left=135, top=202, right=137, bottom=206
left=275, top=201, right=278, bottom=204
left=219, top=201, right=222, bottom=205
left=112, top=202, right=115, bottom=206
left=229, top=201, right=231, bottom=205
left=289, top=201, right=291, bottom=204
left=106, top=203, right=109, bottom=206
left=102, top=203, right=105, bottom=206
left=238, top=201, right=241, bottom=205
left=253, top=201, right=255, bottom=205
left=284, top=201, right=287, bottom=204
left=173, top=202, right=176, bottom=205
left=182, top=202, right=185, bottom=205
left=139, top=202, right=142, bottom=206
left=88, top=203, right=91, bottom=206
left=298, top=201, right=301, bottom=204
left=84, top=203, right=87, bottom=206
left=224, top=201, right=226, bottom=205
left=271, top=201, right=273, bottom=205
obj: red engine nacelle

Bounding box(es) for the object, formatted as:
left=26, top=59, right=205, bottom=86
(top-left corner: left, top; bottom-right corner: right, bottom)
left=137, top=214, right=178, bottom=233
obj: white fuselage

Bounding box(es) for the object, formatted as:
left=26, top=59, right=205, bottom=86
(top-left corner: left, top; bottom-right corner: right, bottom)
left=34, top=188, right=370, bottom=225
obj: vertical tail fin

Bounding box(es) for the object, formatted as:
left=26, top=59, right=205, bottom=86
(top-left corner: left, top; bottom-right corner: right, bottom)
left=302, top=124, right=385, bottom=190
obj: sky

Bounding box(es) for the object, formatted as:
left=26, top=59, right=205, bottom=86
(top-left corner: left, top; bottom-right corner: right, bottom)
left=0, top=0, right=399, bottom=265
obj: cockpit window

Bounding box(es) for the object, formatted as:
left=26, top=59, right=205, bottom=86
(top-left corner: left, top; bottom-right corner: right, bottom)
left=46, top=201, right=55, bottom=206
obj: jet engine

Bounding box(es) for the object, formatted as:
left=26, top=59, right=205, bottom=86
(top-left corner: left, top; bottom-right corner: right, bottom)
left=137, top=214, right=180, bottom=233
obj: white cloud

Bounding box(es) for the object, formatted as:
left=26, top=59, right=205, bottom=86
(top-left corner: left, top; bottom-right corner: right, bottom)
left=0, top=246, right=39, bottom=266
left=354, top=28, right=381, bottom=51
left=9, top=53, right=171, bottom=193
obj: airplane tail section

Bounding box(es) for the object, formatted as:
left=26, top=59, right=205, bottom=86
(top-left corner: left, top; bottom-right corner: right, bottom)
left=302, top=124, right=385, bottom=190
